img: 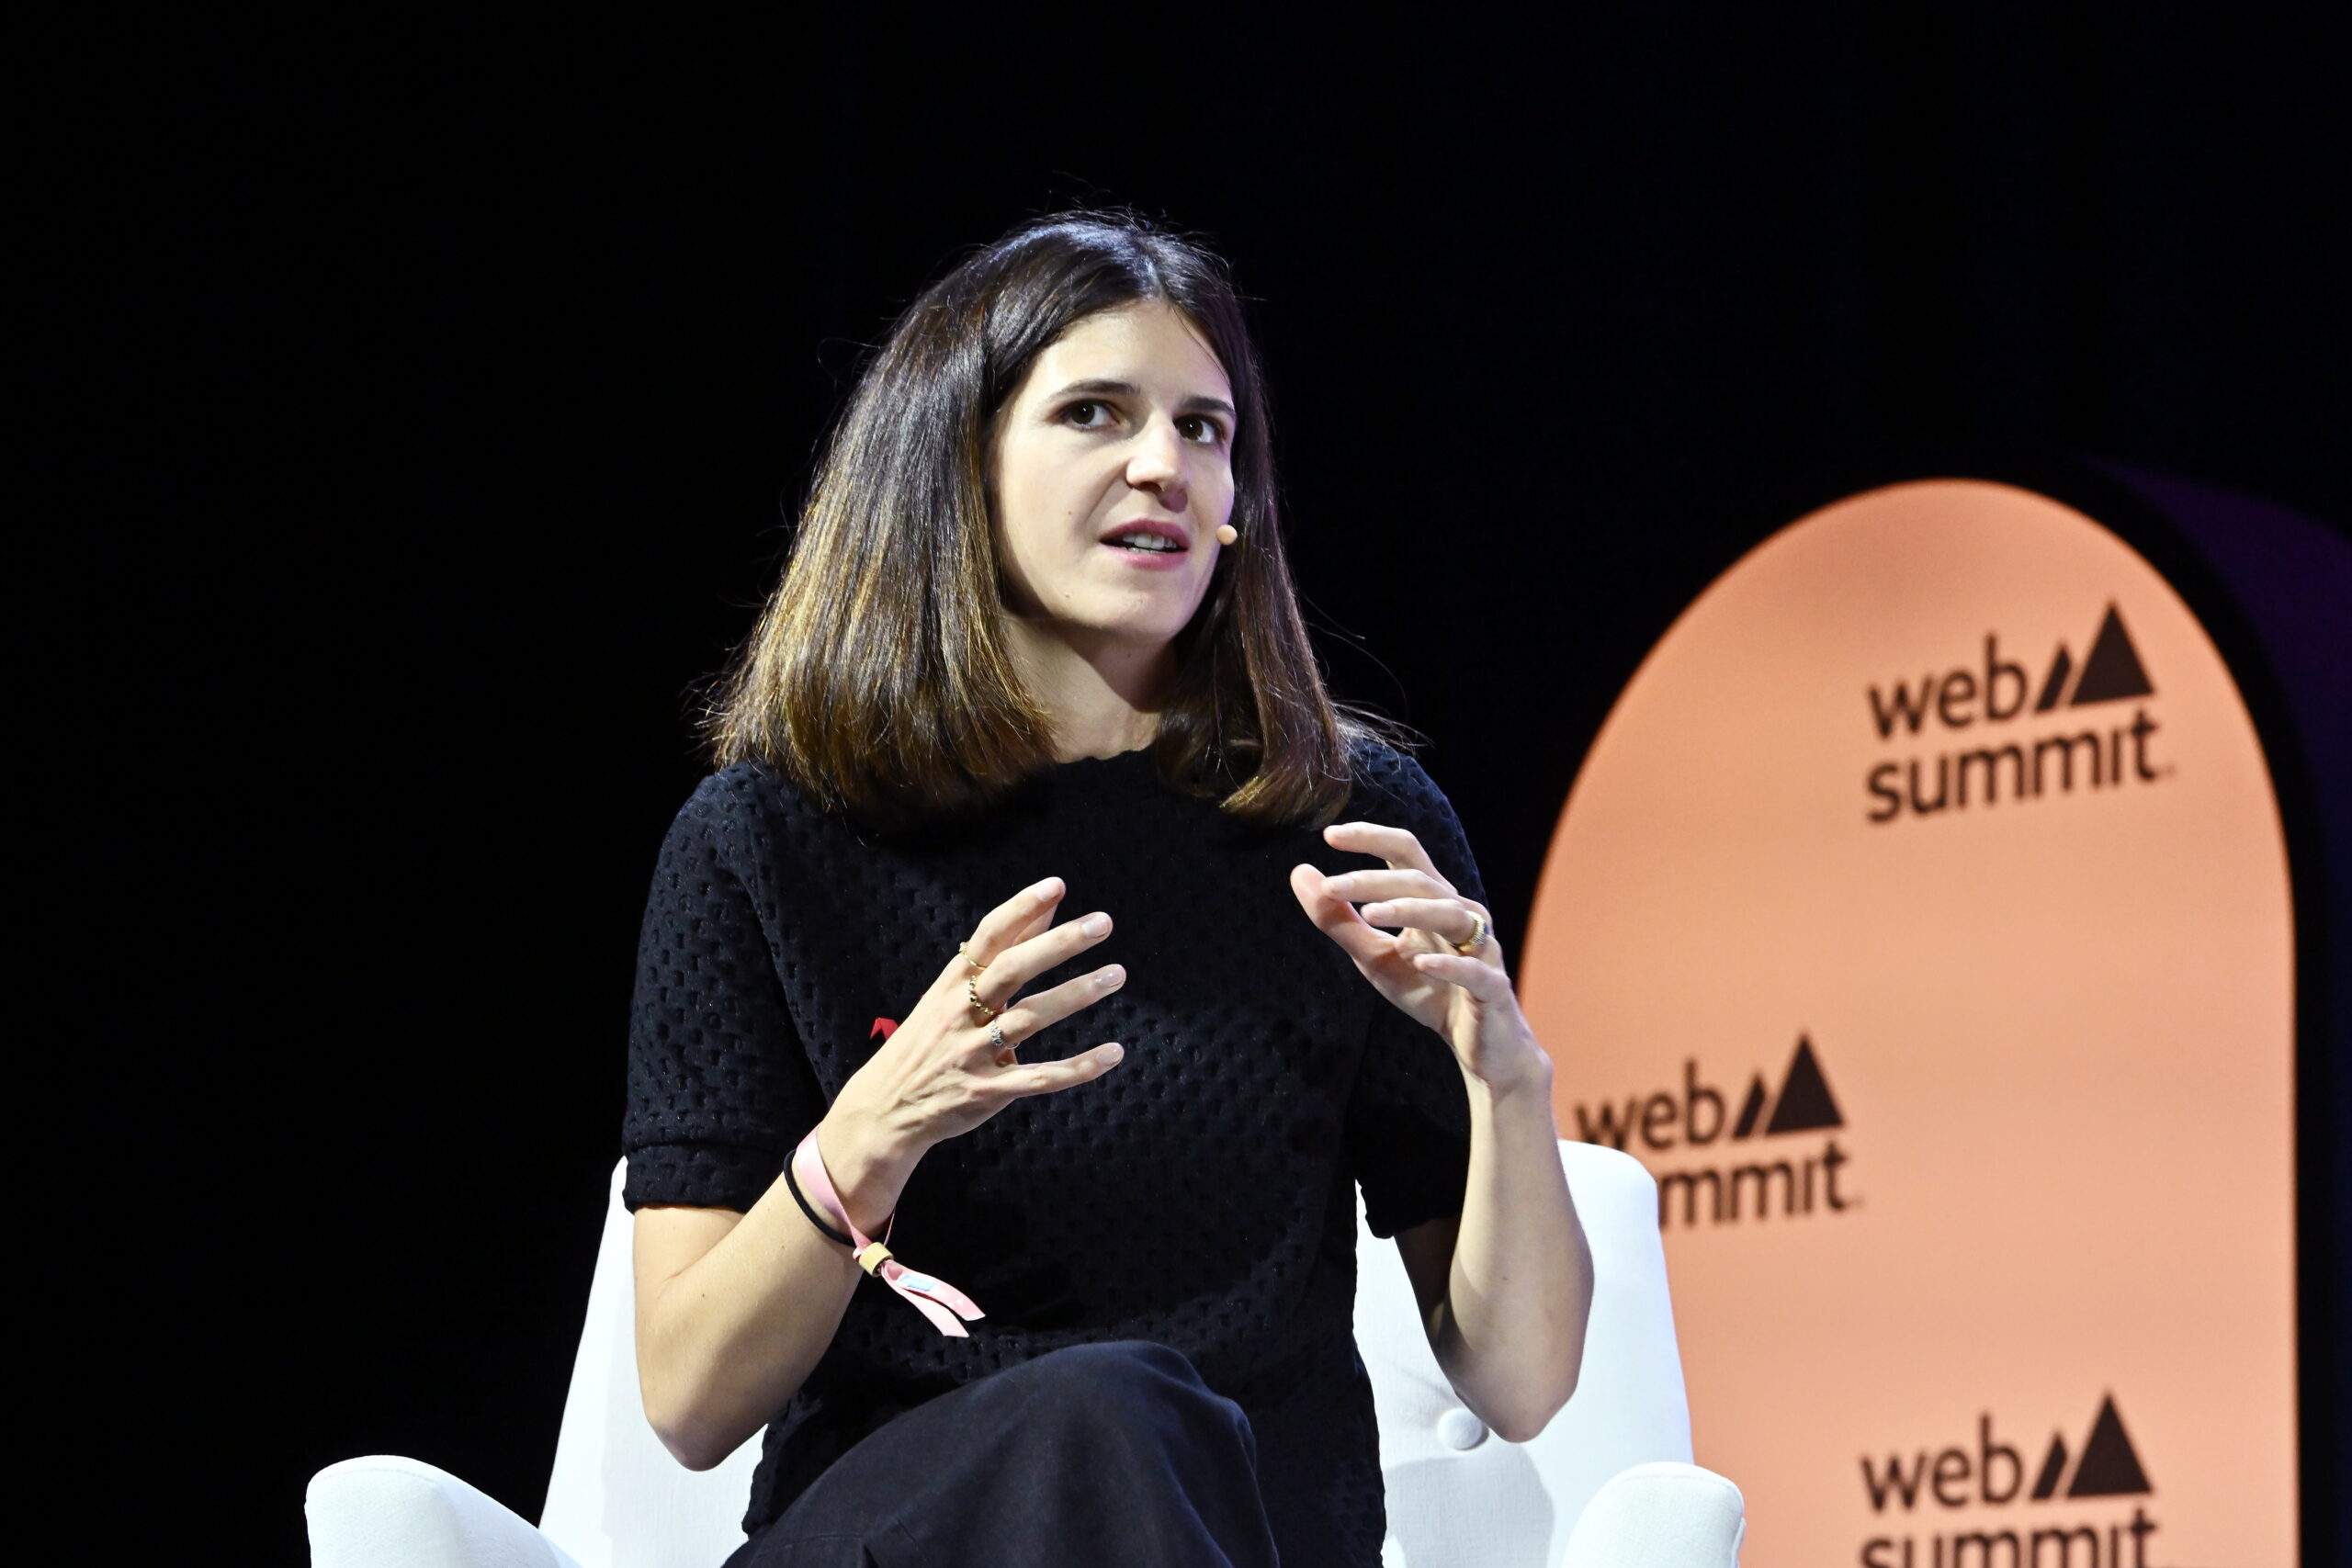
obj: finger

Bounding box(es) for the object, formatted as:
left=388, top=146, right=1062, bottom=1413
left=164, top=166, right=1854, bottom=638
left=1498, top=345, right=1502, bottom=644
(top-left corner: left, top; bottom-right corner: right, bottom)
left=1322, top=820, right=1443, bottom=881
left=1410, top=950, right=1515, bottom=999
left=952, top=876, right=1069, bottom=979
left=1290, top=863, right=1392, bottom=967
left=1317, top=867, right=1453, bottom=905
left=1358, top=897, right=1488, bottom=949
left=987, top=910, right=1114, bottom=998
left=994, top=964, right=1126, bottom=1043
left=1000, top=1043, right=1126, bottom=1099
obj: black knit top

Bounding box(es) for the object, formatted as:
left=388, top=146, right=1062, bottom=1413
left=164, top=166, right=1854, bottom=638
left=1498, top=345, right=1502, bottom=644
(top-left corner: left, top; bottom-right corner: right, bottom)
left=622, top=741, right=1481, bottom=1567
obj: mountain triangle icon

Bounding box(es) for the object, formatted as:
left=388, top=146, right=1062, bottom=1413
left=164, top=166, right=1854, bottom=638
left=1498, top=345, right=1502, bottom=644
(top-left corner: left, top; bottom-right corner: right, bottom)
left=2066, top=604, right=2154, bottom=706
left=2030, top=1435, right=2069, bottom=1501
left=2033, top=646, right=2075, bottom=714
left=1731, top=1075, right=1769, bottom=1139
left=2066, top=1394, right=2153, bottom=1497
left=1763, top=1035, right=1844, bottom=1135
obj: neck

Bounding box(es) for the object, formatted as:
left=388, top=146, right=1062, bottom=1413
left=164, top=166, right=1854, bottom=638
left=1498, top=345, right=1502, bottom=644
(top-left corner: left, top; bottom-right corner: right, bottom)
left=1003, top=619, right=1174, bottom=761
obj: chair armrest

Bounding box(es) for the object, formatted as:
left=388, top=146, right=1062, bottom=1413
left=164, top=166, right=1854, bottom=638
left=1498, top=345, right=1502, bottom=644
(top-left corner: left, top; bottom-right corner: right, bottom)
left=308, top=1455, right=584, bottom=1568
left=1560, top=1461, right=1746, bottom=1568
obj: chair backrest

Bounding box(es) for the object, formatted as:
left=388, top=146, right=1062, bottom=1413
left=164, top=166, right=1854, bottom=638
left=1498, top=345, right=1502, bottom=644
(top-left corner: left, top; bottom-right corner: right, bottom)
left=539, top=1164, right=763, bottom=1568
left=542, top=1142, right=1691, bottom=1568
left=1357, top=1141, right=1694, bottom=1568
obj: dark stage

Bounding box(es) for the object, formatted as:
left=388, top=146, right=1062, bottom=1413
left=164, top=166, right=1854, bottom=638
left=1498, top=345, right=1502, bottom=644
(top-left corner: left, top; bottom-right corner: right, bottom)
left=72, top=7, right=2346, bottom=1562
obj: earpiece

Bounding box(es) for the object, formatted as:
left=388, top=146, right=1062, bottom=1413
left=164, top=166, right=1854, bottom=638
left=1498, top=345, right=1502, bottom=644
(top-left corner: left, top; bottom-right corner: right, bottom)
left=1215, top=524, right=1239, bottom=547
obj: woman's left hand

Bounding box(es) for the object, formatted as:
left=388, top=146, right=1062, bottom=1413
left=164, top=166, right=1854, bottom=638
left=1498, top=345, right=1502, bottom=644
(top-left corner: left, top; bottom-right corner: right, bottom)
left=1291, top=822, right=1550, bottom=1096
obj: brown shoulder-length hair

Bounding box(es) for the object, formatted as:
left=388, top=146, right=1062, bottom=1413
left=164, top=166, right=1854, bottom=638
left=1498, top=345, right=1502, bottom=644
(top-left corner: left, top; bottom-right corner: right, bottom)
left=707, top=211, right=1376, bottom=829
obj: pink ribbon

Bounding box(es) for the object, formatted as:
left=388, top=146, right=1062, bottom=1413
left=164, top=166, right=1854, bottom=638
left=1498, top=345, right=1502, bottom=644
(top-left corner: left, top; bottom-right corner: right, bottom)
left=791, top=1130, right=985, bottom=1338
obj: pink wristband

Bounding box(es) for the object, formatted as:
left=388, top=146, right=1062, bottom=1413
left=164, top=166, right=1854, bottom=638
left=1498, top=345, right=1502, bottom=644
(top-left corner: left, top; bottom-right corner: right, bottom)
left=790, top=1130, right=986, bottom=1338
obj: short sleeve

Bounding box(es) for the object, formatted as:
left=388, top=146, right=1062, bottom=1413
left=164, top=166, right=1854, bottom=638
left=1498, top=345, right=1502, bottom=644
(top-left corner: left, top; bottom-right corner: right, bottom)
left=622, top=771, right=823, bottom=1213
left=1344, top=744, right=1483, bottom=1238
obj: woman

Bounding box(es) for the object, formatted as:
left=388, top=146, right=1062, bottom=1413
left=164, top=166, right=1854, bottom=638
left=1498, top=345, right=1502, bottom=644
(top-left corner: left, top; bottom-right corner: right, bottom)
left=626, top=212, right=1592, bottom=1568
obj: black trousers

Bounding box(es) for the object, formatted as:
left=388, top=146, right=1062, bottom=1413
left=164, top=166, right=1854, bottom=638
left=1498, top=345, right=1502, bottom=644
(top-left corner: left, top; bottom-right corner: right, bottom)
left=726, top=1341, right=1283, bottom=1568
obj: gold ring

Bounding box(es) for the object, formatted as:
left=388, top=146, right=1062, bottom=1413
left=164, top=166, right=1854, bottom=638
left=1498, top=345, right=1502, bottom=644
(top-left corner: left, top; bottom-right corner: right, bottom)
left=959, top=942, right=986, bottom=976
left=1450, top=911, right=1488, bottom=955
left=967, top=976, right=1001, bottom=1021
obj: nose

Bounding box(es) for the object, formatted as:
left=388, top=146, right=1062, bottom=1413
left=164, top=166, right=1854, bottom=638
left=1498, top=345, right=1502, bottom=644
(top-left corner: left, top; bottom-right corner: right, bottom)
left=1124, top=416, right=1189, bottom=509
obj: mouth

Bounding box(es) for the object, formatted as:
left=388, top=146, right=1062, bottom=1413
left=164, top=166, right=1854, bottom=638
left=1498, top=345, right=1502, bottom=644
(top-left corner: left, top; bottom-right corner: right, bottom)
left=1099, top=520, right=1190, bottom=556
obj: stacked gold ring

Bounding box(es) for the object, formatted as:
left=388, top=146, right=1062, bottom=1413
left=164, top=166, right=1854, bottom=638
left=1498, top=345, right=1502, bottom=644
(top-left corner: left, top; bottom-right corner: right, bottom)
left=1450, top=911, right=1488, bottom=955
left=960, top=942, right=1001, bottom=1021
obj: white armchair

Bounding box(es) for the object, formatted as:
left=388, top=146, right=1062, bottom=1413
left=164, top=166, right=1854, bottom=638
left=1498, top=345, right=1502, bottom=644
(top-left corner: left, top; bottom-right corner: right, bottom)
left=307, top=1141, right=1742, bottom=1567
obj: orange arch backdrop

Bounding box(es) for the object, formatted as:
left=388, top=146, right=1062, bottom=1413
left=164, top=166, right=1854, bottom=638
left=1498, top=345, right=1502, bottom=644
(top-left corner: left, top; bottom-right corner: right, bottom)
left=1519, top=480, right=2296, bottom=1566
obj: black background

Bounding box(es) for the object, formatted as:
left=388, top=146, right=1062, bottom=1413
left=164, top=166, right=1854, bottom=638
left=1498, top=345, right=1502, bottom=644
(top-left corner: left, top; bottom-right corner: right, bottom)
left=81, top=6, right=2346, bottom=1562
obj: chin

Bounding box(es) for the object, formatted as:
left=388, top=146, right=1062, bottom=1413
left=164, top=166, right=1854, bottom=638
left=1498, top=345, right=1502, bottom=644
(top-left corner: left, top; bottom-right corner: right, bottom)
left=1069, top=592, right=1209, bottom=646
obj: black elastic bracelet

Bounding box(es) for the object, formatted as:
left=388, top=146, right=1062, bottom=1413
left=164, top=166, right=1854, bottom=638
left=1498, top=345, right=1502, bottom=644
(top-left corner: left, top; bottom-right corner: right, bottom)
left=784, top=1154, right=855, bottom=1248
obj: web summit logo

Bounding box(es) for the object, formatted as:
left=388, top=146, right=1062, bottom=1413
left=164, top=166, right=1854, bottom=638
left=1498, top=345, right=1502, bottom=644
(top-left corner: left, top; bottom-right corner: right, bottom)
left=1573, top=1036, right=1855, bottom=1229
left=1861, top=1396, right=2172, bottom=1566
left=1866, top=604, right=2170, bottom=826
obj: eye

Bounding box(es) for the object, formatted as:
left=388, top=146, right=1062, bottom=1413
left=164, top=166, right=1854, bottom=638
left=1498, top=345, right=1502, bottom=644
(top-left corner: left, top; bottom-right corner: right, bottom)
left=1061, top=399, right=1115, bottom=429
left=1177, top=413, right=1229, bottom=446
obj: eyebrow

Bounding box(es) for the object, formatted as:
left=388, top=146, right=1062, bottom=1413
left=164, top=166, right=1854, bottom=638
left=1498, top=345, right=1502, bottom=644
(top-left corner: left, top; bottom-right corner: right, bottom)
left=1047, top=378, right=1238, bottom=420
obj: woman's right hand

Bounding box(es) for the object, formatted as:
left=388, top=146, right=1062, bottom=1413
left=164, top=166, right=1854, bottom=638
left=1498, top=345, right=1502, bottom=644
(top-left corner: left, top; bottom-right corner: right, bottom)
left=815, top=875, right=1127, bottom=1230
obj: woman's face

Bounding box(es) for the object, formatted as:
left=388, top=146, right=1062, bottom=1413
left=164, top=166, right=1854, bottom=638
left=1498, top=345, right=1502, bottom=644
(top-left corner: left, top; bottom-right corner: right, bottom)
left=989, top=300, right=1237, bottom=655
